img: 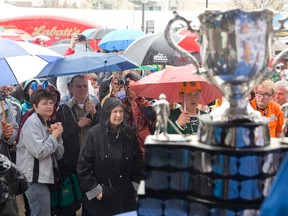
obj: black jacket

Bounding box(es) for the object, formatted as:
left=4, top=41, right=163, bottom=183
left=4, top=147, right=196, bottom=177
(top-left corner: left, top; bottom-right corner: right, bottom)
left=56, top=102, right=100, bottom=176
left=77, top=97, right=143, bottom=216
left=0, top=154, right=28, bottom=216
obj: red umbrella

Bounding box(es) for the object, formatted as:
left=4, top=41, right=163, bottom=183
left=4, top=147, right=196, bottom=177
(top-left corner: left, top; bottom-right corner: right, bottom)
left=0, top=32, right=26, bottom=41
left=131, top=65, right=223, bottom=105
left=177, top=28, right=200, bottom=53
left=3, top=29, right=33, bottom=41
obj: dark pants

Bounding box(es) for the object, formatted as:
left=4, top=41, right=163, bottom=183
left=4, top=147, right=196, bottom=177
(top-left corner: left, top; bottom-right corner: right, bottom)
left=23, top=193, right=30, bottom=216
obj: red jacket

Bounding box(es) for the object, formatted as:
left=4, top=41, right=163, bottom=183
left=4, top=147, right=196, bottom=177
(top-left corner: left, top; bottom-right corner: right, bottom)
left=122, top=97, right=156, bottom=157
left=63, top=47, right=75, bottom=56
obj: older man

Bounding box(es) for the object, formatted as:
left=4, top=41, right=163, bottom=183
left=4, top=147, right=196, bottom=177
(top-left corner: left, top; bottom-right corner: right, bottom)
left=273, top=80, right=288, bottom=106
left=56, top=74, right=101, bottom=215
left=251, top=79, right=284, bottom=138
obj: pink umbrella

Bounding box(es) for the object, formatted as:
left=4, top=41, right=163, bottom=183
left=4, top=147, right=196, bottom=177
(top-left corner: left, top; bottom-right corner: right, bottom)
left=131, top=65, right=223, bottom=105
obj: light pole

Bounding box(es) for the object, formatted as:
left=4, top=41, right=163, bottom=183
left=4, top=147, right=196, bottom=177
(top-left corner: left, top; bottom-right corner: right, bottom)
left=141, top=0, right=148, bottom=32
left=206, top=0, right=208, bottom=8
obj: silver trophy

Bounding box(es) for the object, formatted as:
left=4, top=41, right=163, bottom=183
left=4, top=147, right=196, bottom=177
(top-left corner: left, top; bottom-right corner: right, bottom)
left=165, top=9, right=274, bottom=147
left=166, top=9, right=273, bottom=122
left=136, top=9, right=288, bottom=216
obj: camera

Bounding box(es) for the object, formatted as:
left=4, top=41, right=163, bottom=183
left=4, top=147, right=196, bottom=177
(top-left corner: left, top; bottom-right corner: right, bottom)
left=118, top=78, right=129, bottom=86
left=0, top=91, right=5, bottom=101
left=78, top=34, right=86, bottom=42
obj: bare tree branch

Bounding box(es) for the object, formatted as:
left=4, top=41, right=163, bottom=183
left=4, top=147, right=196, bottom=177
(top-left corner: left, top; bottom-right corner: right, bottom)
left=229, top=0, right=288, bottom=12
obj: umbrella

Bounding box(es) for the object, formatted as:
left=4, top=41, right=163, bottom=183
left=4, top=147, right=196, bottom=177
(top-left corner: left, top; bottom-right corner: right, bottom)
left=123, top=32, right=192, bottom=66
left=98, top=29, right=145, bottom=51
left=51, top=39, right=71, bottom=45
left=33, top=35, right=51, bottom=42
left=0, top=32, right=26, bottom=42
left=47, top=43, right=93, bottom=55
left=176, top=28, right=200, bottom=53
left=81, top=28, right=98, bottom=37
left=4, top=29, right=33, bottom=41
left=87, top=28, right=116, bottom=40
left=272, top=40, right=288, bottom=52
left=131, top=65, right=223, bottom=105
left=0, top=39, right=63, bottom=85
left=36, top=52, right=139, bottom=78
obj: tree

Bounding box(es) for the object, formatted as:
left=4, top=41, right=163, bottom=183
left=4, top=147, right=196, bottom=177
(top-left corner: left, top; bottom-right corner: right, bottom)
left=84, top=0, right=103, bottom=9
left=229, top=0, right=288, bottom=12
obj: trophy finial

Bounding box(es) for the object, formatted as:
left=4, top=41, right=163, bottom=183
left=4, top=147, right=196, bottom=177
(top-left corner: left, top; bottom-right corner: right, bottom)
left=153, top=94, right=170, bottom=138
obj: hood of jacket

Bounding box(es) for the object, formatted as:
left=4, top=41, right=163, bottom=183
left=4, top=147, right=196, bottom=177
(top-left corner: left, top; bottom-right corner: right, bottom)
left=23, top=78, right=42, bottom=102
left=100, top=97, right=124, bottom=127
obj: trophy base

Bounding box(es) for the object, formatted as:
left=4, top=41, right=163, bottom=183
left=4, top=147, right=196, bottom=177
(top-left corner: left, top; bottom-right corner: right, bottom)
left=151, top=134, right=192, bottom=142
left=197, top=114, right=271, bottom=148
left=280, top=137, right=288, bottom=145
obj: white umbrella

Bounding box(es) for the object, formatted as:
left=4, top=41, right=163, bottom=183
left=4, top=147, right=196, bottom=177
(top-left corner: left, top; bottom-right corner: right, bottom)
left=0, top=39, right=63, bottom=85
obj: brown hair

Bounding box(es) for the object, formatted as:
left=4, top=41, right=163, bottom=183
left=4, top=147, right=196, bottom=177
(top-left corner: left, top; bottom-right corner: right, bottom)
left=254, top=79, right=276, bottom=95
left=30, top=89, right=54, bottom=107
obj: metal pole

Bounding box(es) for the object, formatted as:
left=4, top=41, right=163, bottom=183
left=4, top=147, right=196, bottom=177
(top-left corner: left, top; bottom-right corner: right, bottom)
left=206, top=0, right=208, bottom=8
left=141, top=3, right=145, bottom=32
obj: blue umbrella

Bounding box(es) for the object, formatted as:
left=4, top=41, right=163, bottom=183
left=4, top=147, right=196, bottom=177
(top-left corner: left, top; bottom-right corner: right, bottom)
left=98, top=29, right=145, bottom=51
left=0, top=39, right=63, bottom=85
left=37, top=52, right=139, bottom=77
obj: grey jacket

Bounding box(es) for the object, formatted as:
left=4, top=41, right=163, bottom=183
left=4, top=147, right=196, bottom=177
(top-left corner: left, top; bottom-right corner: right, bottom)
left=0, top=99, right=18, bottom=144
left=16, top=113, right=64, bottom=184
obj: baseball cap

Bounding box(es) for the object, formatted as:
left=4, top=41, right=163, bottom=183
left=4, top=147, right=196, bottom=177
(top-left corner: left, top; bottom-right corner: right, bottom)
left=179, top=81, right=202, bottom=94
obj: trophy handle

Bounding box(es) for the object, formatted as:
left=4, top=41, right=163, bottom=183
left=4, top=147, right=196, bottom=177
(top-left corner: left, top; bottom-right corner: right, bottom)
left=272, top=47, right=288, bottom=73
left=164, top=13, right=201, bottom=71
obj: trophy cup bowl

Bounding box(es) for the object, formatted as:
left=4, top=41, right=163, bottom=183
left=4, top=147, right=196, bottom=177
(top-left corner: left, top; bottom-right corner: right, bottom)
left=165, top=9, right=274, bottom=122
left=164, top=9, right=274, bottom=147
left=199, top=9, right=274, bottom=122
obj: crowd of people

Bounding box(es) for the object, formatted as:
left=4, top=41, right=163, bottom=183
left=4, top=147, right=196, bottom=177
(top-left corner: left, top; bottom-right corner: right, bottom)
left=1, top=34, right=288, bottom=216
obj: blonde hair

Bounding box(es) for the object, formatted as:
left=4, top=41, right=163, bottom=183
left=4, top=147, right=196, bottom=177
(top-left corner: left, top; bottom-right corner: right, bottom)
left=254, top=79, right=276, bottom=95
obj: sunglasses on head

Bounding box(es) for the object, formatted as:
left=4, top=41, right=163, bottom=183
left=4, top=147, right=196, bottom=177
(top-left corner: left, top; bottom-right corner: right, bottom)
left=30, top=81, right=49, bottom=90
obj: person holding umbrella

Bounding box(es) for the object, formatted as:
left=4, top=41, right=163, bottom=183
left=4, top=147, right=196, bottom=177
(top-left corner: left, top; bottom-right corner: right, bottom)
left=122, top=72, right=156, bottom=158
left=167, top=81, right=207, bottom=135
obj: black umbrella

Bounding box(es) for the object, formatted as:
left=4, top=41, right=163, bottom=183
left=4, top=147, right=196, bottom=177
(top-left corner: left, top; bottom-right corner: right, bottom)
left=87, top=28, right=116, bottom=40
left=47, top=43, right=93, bottom=55
left=123, top=32, right=192, bottom=66
left=51, top=39, right=70, bottom=45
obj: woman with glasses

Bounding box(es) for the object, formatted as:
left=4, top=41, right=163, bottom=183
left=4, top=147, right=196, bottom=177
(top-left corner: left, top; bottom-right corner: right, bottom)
left=251, top=79, right=284, bottom=138
left=77, top=97, right=143, bottom=216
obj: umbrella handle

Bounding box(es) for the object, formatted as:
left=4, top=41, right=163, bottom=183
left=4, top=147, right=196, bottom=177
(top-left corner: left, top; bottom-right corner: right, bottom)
left=1, top=101, right=6, bottom=125
left=183, top=82, right=187, bottom=111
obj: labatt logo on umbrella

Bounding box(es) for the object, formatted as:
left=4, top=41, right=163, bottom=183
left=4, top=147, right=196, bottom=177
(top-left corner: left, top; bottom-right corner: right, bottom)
left=153, top=53, right=168, bottom=63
